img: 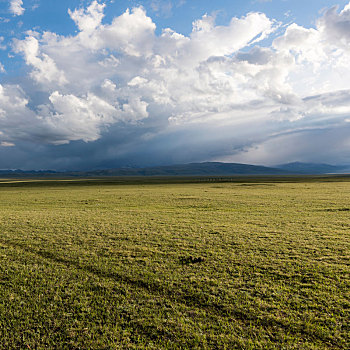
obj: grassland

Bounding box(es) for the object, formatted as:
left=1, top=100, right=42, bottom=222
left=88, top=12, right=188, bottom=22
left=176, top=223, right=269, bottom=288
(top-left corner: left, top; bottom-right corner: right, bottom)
left=0, top=177, right=349, bottom=349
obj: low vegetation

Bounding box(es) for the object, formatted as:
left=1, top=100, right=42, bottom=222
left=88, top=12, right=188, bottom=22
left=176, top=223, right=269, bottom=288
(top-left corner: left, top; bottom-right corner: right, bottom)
left=0, top=177, right=349, bottom=349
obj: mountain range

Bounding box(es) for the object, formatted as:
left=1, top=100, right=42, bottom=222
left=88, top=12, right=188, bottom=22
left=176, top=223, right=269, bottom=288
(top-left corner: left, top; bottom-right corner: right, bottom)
left=0, top=162, right=349, bottom=177
left=276, top=162, right=349, bottom=174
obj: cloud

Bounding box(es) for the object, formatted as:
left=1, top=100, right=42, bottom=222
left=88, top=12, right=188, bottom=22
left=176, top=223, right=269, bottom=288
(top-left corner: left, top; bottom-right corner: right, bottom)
left=151, top=0, right=173, bottom=18
left=13, top=36, right=68, bottom=87
left=150, top=0, right=186, bottom=17
left=0, top=37, right=6, bottom=50
left=0, top=17, right=11, bottom=24
left=8, top=1, right=273, bottom=146
left=2, top=1, right=350, bottom=169
left=68, top=1, right=106, bottom=33
left=10, top=0, right=25, bottom=16
left=221, top=125, right=350, bottom=166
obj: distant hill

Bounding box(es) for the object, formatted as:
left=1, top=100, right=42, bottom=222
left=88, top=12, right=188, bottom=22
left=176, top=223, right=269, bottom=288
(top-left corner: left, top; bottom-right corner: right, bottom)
left=276, top=162, right=349, bottom=174
left=71, top=162, right=292, bottom=177
left=1, top=162, right=350, bottom=177
left=0, top=162, right=290, bottom=177
left=0, top=169, right=58, bottom=177
left=0, top=169, right=57, bottom=174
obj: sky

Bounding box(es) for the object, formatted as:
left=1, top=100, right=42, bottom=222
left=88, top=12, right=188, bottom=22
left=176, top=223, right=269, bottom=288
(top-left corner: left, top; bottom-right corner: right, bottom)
left=1, top=0, right=350, bottom=170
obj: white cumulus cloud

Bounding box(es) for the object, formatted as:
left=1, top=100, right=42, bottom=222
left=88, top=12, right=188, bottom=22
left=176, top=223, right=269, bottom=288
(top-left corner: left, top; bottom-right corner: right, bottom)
left=10, top=0, right=25, bottom=16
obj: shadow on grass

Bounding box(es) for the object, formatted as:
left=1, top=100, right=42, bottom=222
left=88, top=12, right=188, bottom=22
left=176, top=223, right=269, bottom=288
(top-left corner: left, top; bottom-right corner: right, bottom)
left=1, top=238, right=341, bottom=347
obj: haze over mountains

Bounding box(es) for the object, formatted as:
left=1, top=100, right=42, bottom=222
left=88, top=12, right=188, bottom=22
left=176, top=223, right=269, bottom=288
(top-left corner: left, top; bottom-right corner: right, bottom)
left=0, top=162, right=349, bottom=177
left=276, top=162, right=350, bottom=174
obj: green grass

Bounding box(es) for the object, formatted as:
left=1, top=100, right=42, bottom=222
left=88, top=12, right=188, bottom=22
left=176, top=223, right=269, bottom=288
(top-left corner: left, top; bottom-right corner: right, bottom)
left=0, top=177, right=349, bottom=349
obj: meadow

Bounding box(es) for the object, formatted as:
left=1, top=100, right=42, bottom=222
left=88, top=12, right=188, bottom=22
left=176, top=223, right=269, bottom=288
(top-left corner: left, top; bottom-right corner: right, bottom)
left=0, top=177, right=349, bottom=349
